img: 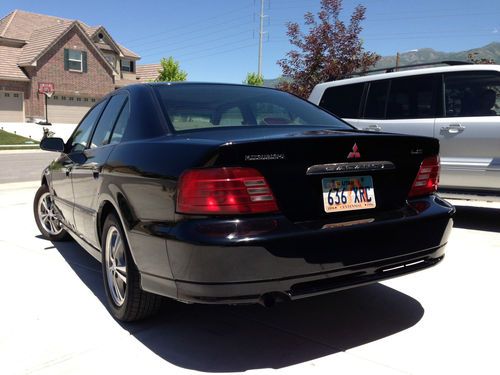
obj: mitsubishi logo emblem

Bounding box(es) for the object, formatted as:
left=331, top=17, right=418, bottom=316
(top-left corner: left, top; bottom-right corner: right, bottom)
left=347, top=143, right=361, bottom=159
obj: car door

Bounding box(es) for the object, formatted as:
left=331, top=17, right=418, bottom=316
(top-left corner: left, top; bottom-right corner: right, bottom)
left=357, top=75, right=438, bottom=138
left=435, top=71, right=500, bottom=190
left=50, top=101, right=106, bottom=230
left=71, top=94, right=129, bottom=248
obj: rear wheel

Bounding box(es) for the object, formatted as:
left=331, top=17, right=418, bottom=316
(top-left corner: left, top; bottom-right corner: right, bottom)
left=101, top=213, right=162, bottom=321
left=33, top=185, right=69, bottom=241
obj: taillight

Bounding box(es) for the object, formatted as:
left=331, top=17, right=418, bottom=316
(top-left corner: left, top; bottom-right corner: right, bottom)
left=177, top=167, right=279, bottom=215
left=408, top=155, right=440, bottom=198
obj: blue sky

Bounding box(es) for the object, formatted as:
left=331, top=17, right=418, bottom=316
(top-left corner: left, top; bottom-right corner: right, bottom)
left=2, top=0, right=499, bottom=82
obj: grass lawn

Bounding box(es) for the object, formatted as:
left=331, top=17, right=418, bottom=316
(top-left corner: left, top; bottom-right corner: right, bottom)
left=0, top=129, right=39, bottom=150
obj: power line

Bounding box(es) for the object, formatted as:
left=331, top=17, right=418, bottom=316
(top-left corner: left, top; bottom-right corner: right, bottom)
left=123, top=3, right=255, bottom=44
left=141, top=36, right=257, bottom=60
left=142, top=30, right=254, bottom=57
left=126, top=14, right=254, bottom=49
left=137, top=26, right=254, bottom=56
left=182, top=42, right=258, bottom=64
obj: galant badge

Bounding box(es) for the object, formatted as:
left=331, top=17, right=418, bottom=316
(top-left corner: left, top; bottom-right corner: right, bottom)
left=347, top=143, right=361, bottom=159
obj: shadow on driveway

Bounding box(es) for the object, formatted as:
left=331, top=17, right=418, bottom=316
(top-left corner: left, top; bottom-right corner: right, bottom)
left=51, top=239, right=424, bottom=372
left=453, top=205, right=500, bottom=233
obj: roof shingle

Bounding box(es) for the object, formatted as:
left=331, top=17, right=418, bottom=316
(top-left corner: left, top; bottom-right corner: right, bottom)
left=136, top=64, right=161, bottom=82
left=0, top=45, right=29, bottom=80
left=18, top=20, right=73, bottom=66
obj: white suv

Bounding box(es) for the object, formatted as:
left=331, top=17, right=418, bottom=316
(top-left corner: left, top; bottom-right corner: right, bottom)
left=309, top=63, right=500, bottom=199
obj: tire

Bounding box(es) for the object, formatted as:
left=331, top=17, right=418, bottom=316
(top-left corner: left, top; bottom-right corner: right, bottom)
left=101, top=213, right=162, bottom=321
left=33, top=184, right=69, bottom=241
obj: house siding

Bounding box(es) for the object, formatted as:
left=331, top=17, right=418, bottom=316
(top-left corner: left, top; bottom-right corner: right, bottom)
left=24, top=27, right=115, bottom=120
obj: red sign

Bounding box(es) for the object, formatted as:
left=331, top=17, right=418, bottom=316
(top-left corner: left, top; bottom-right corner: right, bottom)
left=38, top=82, right=55, bottom=94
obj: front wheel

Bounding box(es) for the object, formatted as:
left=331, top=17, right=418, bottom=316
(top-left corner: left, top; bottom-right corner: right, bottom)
left=33, top=185, right=69, bottom=241
left=101, top=213, right=162, bottom=321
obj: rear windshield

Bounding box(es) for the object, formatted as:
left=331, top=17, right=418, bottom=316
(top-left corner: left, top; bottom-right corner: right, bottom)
left=154, top=84, right=351, bottom=132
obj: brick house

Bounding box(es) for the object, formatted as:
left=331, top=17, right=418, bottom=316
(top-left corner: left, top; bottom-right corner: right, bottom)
left=0, top=9, right=143, bottom=123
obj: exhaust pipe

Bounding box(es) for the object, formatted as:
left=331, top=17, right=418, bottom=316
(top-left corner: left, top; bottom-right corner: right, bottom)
left=259, top=292, right=291, bottom=307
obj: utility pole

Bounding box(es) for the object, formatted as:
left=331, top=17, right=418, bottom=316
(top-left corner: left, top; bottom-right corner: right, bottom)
left=258, top=0, right=266, bottom=78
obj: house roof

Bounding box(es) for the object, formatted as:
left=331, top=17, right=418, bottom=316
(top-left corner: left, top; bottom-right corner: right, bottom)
left=0, top=45, right=28, bottom=80
left=0, top=9, right=140, bottom=79
left=118, top=43, right=140, bottom=59
left=136, top=64, right=161, bottom=82
left=17, top=20, right=73, bottom=65
left=0, top=10, right=73, bottom=41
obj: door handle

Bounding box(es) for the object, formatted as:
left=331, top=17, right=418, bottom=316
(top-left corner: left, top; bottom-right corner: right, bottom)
left=441, top=123, right=465, bottom=134
left=363, top=124, right=382, bottom=132
left=92, top=166, right=101, bottom=179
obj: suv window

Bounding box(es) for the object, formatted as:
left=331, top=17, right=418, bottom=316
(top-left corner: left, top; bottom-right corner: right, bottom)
left=90, top=95, right=127, bottom=148
left=364, top=80, right=389, bottom=119
left=68, top=100, right=106, bottom=153
left=444, top=71, right=500, bottom=117
left=386, top=75, right=436, bottom=119
left=319, top=83, right=364, bottom=118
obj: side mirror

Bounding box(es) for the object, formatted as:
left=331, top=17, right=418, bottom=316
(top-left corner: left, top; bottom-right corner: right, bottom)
left=40, top=137, right=65, bottom=153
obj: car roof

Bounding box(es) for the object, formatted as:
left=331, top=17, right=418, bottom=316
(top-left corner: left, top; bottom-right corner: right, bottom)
left=313, top=64, right=500, bottom=89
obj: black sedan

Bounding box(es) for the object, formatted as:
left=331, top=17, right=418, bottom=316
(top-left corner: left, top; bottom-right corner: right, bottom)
left=34, top=83, right=454, bottom=321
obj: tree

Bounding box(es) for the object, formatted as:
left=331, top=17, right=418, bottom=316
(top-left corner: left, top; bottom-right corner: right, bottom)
left=243, top=72, right=264, bottom=86
left=155, top=56, right=188, bottom=82
left=467, top=52, right=495, bottom=65
left=277, top=0, right=379, bottom=98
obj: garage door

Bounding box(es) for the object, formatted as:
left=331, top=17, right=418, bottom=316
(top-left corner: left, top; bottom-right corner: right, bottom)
left=47, top=95, right=96, bottom=124
left=0, top=91, right=24, bottom=122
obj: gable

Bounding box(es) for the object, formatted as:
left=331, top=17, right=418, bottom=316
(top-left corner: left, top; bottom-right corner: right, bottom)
left=35, top=24, right=116, bottom=77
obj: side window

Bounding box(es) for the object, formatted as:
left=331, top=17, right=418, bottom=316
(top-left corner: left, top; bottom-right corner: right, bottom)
left=218, top=107, right=245, bottom=126
left=109, top=99, right=130, bottom=145
left=69, top=100, right=106, bottom=153
left=386, top=75, right=436, bottom=119
left=444, top=71, right=500, bottom=117
left=364, top=80, right=389, bottom=119
left=90, top=95, right=127, bottom=148
left=319, top=83, right=364, bottom=118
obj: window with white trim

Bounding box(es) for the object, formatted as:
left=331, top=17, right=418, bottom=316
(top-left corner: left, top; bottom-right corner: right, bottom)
left=121, top=59, right=134, bottom=72
left=68, top=49, right=83, bottom=71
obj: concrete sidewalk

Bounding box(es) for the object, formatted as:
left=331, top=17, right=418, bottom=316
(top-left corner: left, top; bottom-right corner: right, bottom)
left=0, top=122, right=76, bottom=142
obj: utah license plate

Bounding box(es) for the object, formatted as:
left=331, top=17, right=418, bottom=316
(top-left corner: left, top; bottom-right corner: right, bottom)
left=322, top=176, right=376, bottom=213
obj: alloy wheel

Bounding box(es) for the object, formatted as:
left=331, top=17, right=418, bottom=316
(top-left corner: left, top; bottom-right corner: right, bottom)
left=37, top=192, right=64, bottom=236
left=105, top=226, right=128, bottom=306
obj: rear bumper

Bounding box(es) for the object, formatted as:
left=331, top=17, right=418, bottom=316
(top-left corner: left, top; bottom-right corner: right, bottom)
left=140, top=195, right=454, bottom=304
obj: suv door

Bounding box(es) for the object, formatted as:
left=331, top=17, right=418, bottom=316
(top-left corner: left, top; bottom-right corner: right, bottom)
left=71, top=94, right=129, bottom=248
left=51, top=100, right=106, bottom=230
left=357, top=74, right=439, bottom=138
left=317, top=82, right=364, bottom=127
left=435, top=71, right=500, bottom=191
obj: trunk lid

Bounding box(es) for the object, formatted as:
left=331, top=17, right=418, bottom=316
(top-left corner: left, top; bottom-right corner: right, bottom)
left=207, top=129, right=439, bottom=222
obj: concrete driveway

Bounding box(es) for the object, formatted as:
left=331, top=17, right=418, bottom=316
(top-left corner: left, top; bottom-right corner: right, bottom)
left=1, top=180, right=499, bottom=374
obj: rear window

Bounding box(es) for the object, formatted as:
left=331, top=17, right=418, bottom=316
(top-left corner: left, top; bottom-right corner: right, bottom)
left=154, top=84, right=350, bottom=132
left=319, top=83, right=364, bottom=118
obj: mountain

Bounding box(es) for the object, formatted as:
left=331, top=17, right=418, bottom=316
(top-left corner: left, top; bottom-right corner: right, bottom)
left=374, top=42, right=500, bottom=70
left=265, top=42, right=500, bottom=86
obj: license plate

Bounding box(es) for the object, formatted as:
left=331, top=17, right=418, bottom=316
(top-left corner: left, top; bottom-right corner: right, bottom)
left=322, top=176, right=376, bottom=213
